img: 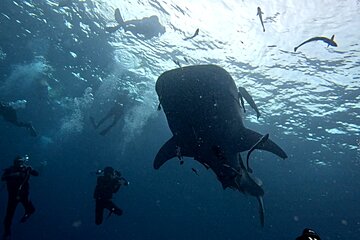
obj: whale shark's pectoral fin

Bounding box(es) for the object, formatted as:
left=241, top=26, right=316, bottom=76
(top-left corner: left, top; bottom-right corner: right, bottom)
left=154, top=137, right=177, bottom=169
left=154, top=137, right=194, bottom=169
left=239, top=128, right=288, bottom=159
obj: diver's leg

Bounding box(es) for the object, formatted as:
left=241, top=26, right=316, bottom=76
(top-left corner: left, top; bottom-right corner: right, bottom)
left=3, top=197, right=18, bottom=238
left=99, top=118, right=118, bottom=136
left=89, top=116, right=99, bottom=129
left=95, top=200, right=105, bottom=225
left=16, top=122, right=37, bottom=137
left=20, top=196, right=35, bottom=223
left=97, top=112, right=113, bottom=128
left=2, top=108, right=18, bottom=124
left=104, top=200, right=123, bottom=216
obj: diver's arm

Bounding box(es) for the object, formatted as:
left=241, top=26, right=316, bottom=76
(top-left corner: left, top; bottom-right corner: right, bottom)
left=29, top=168, right=39, bottom=176
left=113, top=180, right=121, bottom=192
left=1, top=169, right=20, bottom=180
left=119, top=177, right=129, bottom=186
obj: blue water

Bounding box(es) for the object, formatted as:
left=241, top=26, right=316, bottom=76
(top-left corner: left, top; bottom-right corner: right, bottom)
left=1, top=0, right=359, bottom=239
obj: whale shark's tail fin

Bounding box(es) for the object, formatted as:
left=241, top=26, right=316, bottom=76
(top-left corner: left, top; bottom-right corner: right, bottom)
left=238, top=128, right=288, bottom=159
left=236, top=153, right=265, bottom=226
left=257, top=196, right=265, bottom=227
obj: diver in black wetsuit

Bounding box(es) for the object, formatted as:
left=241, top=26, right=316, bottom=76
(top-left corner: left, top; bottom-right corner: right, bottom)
left=105, top=8, right=165, bottom=39
left=296, top=228, right=321, bottom=240
left=1, top=156, right=39, bottom=239
left=0, top=101, right=37, bottom=137
left=93, top=166, right=129, bottom=225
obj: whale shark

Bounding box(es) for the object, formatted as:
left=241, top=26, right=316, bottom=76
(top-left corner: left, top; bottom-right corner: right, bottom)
left=154, top=64, right=287, bottom=226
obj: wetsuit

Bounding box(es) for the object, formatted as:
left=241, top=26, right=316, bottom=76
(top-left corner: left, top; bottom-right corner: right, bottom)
left=93, top=175, right=124, bottom=225
left=0, top=102, right=37, bottom=136
left=1, top=165, right=39, bottom=238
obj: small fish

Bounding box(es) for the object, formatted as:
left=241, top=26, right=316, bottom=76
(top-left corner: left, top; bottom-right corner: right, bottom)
left=191, top=168, right=199, bottom=176
left=183, top=57, right=189, bottom=63
left=257, top=7, right=265, bottom=32
left=183, top=28, right=199, bottom=40
left=294, top=35, right=338, bottom=52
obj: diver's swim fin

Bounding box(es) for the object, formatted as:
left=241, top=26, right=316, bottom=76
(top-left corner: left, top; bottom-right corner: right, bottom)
left=114, top=8, right=124, bottom=25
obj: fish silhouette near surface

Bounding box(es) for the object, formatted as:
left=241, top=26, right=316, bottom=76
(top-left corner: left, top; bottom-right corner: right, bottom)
left=154, top=64, right=287, bottom=226
left=183, top=28, right=199, bottom=40
left=294, top=35, right=338, bottom=52
left=257, top=7, right=265, bottom=32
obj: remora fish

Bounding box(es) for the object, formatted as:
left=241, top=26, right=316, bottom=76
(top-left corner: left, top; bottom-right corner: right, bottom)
left=294, top=35, right=338, bottom=52
left=183, top=28, right=199, bottom=40
left=257, top=7, right=265, bottom=32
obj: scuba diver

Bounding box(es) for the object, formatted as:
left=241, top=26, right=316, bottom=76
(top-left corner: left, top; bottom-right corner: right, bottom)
left=105, top=8, right=165, bottom=39
left=0, top=101, right=37, bottom=137
left=238, top=87, right=261, bottom=119
left=296, top=228, right=322, bottom=240
left=93, top=166, right=129, bottom=225
left=1, top=155, right=39, bottom=239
